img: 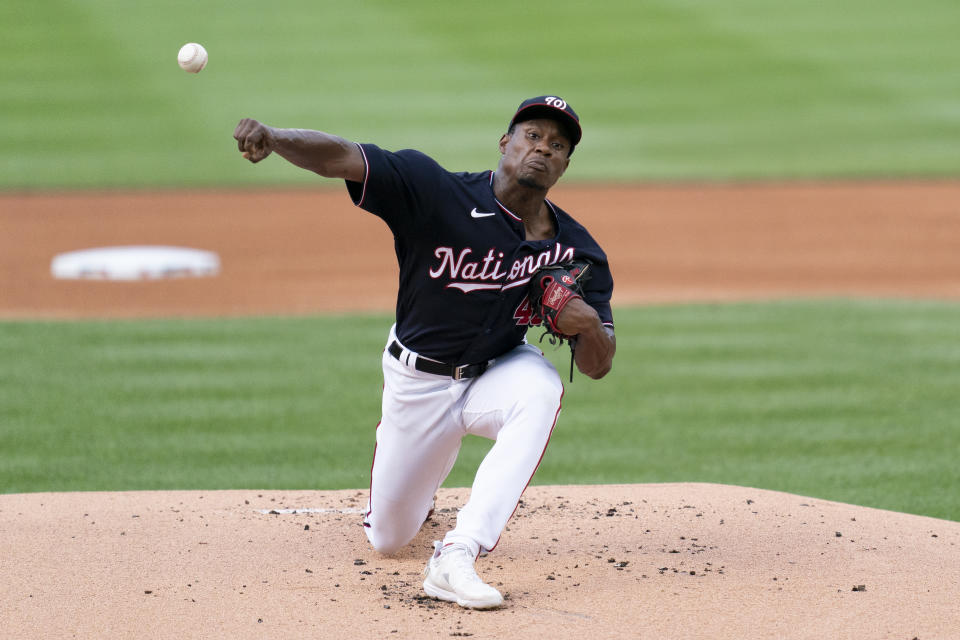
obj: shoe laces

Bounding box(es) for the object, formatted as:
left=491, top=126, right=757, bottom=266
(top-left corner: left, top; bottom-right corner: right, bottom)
left=442, top=544, right=483, bottom=583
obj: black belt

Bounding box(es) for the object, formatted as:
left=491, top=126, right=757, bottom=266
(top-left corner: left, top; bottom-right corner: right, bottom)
left=388, top=341, right=488, bottom=380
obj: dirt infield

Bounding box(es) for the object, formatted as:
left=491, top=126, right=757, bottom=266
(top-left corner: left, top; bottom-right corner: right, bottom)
left=3, top=182, right=960, bottom=319
left=2, top=182, right=959, bottom=638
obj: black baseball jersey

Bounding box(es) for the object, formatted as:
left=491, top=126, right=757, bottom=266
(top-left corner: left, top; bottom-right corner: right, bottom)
left=346, top=143, right=614, bottom=365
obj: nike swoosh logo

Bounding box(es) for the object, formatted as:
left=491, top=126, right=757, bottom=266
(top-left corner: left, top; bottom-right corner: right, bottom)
left=470, top=208, right=497, bottom=218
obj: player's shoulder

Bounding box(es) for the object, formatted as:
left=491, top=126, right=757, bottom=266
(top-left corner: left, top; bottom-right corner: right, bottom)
left=382, top=146, right=442, bottom=169
left=547, top=201, right=610, bottom=269
left=548, top=200, right=601, bottom=244
left=373, top=146, right=488, bottom=182
left=450, top=168, right=494, bottom=186
left=358, top=143, right=438, bottom=170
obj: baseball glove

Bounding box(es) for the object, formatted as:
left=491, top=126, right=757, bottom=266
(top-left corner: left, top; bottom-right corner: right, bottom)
left=527, top=259, right=593, bottom=381
left=527, top=258, right=593, bottom=344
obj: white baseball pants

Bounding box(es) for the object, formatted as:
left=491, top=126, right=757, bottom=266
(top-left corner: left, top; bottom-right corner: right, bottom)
left=363, top=325, right=564, bottom=557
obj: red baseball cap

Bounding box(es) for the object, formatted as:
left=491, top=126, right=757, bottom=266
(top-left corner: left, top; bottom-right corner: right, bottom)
left=509, top=95, right=582, bottom=154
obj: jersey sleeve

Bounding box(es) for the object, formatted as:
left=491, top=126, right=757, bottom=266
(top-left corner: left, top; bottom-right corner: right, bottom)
left=344, top=143, right=444, bottom=233
left=557, top=209, right=615, bottom=329
left=583, top=258, right=614, bottom=329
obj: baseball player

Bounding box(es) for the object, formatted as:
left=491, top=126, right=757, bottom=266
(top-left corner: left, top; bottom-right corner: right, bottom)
left=234, top=96, right=616, bottom=609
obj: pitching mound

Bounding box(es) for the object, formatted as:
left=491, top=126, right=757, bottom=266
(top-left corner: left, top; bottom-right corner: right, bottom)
left=2, top=483, right=957, bottom=639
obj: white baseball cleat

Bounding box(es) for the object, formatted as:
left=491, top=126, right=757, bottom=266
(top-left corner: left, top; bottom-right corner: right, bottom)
left=422, top=541, right=503, bottom=609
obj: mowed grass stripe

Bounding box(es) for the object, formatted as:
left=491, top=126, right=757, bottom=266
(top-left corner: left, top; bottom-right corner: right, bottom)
left=1, top=300, right=957, bottom=521
left=2, top=0, right=958, bottom=187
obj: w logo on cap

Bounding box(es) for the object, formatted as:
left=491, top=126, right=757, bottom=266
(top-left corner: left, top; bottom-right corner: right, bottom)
left=544, top=96, right=567, bottom=110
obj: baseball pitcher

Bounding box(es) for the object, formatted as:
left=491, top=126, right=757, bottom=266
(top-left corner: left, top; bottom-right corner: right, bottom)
left=234, top=95, right=616, bottom=609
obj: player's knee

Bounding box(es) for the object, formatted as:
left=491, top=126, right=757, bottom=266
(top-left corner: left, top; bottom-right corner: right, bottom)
left=369, top=536, right=405, bottom=555
left=365, top=524, right=407, bottom=555
left=364, top=515, right=420, bottom=555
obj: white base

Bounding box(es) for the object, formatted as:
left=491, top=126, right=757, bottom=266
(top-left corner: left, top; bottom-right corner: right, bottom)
left=51, top=246, right=220, bottom=281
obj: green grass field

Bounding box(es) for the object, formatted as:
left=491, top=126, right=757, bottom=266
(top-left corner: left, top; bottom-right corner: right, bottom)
left=2, top=2, right=958, bottom=522
left=2, top=0, right=958, bottom=187
left=2, top=301, right=958, bottom=520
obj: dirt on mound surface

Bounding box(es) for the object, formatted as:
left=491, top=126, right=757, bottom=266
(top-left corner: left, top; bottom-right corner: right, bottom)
left=2, top=483, right=957, bottom=640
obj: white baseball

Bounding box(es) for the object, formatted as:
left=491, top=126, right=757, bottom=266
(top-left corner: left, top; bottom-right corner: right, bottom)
left=177, top=43, right=208, bottom=73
